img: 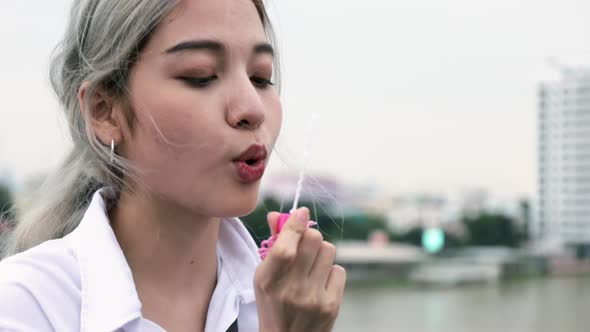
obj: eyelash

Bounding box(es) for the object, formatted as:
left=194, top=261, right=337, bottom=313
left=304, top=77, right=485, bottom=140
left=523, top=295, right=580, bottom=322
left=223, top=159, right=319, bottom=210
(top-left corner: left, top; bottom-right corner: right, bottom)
left=179, top=75, right=218, bottom=88
left=178, top=75, right=274, bottom=89
left=250, top=76, right=275, bottom=89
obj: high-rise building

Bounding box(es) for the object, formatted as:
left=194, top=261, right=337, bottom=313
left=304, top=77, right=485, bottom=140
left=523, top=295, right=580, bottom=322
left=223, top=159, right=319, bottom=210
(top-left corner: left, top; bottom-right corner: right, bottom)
left=536, top=68, right=590, bottom=247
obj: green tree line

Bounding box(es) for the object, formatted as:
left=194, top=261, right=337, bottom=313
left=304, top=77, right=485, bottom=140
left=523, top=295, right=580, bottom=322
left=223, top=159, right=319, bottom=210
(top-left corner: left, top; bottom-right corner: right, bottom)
left=242, top=198, right=528, bottom=249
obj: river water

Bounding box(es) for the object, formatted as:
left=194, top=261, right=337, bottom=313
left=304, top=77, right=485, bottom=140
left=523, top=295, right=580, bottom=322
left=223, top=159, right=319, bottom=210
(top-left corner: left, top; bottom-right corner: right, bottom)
left=334, top=276, right=590, bottom=332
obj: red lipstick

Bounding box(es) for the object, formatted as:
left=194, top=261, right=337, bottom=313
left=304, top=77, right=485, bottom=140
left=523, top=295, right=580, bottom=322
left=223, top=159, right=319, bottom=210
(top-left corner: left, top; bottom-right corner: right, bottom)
left=233, top=144, right=267, bottom=183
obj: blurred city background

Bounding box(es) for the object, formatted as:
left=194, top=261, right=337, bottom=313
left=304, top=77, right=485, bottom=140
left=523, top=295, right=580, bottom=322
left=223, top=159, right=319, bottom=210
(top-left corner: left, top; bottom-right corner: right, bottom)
left=1, top=1, right=589, bottom=331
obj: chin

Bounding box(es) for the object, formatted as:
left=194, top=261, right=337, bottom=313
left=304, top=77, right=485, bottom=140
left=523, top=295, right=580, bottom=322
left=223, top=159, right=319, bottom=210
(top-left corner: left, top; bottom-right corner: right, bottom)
left=224, top=187, right=260, bottom=218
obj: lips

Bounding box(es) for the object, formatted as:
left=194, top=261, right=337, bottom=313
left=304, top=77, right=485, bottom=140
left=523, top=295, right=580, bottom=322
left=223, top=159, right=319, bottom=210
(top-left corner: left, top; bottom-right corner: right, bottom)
left=235, top=144, right=268, bottom=164
left=233, top=144, right=268, bottom=183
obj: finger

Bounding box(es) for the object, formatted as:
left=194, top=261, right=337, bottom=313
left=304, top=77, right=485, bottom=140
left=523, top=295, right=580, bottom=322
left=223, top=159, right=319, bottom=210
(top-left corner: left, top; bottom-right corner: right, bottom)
left=326, top=265, right=347, bottom=296
left=263, top=208, right=310, bottom=274
left=320, top=265, right=346, bottom=326
left=309, top=241, right=337, bottom=286
left=272, top=207, right=309, bottom=246
left=291, top=228, right=323, bottom=277
left=266, top=211, right=281, bottom=236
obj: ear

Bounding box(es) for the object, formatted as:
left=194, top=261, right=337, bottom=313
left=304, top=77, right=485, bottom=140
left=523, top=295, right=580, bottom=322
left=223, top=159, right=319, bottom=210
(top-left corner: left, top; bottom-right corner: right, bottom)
left=78, top=81, right=124, bottom=146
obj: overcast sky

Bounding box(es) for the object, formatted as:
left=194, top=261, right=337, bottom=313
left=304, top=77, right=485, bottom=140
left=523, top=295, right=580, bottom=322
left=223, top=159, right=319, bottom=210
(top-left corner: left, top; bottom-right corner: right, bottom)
left=1, top=0, right=589, bottom=199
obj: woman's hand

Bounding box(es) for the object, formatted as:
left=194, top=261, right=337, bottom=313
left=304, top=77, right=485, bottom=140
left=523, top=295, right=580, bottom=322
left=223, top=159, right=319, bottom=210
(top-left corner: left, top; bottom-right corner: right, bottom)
left=254, top=208, right=346, bottom=332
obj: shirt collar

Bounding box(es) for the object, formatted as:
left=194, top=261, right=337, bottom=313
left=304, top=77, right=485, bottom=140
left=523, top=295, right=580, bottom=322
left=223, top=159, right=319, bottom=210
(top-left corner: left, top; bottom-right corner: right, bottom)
left=66, top=188, right=142, bottom=332
left=66, top=188, right=261, bottom=331
left=217, top=216, right=261, bottom=304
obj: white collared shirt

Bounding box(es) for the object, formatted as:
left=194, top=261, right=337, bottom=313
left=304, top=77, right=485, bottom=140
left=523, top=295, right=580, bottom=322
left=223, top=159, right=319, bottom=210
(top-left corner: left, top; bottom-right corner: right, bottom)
left=0, top=189, right=261, bottom=332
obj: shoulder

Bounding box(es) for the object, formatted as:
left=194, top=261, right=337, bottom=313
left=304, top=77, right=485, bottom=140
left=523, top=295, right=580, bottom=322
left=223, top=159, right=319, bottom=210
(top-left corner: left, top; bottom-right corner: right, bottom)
left=0, top=238, right=81, bottom=330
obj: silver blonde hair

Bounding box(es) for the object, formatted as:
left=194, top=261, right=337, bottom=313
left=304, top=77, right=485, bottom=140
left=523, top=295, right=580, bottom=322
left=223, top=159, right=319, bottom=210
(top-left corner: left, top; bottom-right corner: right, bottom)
left=2, top=0, right=279, bottom=258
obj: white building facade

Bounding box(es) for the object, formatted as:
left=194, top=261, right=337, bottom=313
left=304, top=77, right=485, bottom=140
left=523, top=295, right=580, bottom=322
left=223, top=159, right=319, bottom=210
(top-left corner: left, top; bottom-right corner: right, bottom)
left=536, top=68, right=590, bottom=246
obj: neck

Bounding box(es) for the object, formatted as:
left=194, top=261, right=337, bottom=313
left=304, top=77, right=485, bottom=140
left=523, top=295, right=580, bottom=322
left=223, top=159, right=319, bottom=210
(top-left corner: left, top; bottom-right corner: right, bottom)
left=109, top=188, right=219, bottom=330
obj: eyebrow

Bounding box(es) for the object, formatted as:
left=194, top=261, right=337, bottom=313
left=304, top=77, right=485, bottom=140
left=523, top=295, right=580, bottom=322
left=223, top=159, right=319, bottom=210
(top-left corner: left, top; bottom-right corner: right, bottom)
left=164, top=40, right=223, bottom=54
left=164, top=39, right=274, bottom=57
left=254, top=43, right=274, bottom=57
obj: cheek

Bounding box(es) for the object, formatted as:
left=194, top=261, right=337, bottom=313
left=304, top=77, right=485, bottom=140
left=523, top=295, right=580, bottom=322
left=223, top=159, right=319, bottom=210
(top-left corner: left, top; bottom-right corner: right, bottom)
left=127, top=62, right=217, bottom=149
left=266, top=96, right=283, bottom=144
left=126, top=92, right=206, bottom=174
left=127, top=114, right=189, bottom=179
left=133, top=108, right=194, bottom=161
left=126, top=106, right=220, bottom=204
left=128, top=73, right=216, bottom=155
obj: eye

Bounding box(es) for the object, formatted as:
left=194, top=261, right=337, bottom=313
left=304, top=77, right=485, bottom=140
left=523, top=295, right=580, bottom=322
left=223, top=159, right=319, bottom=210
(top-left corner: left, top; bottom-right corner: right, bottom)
left=250, top=76, right=275, bottom=89
left=177, top=75, right=218, bottom=88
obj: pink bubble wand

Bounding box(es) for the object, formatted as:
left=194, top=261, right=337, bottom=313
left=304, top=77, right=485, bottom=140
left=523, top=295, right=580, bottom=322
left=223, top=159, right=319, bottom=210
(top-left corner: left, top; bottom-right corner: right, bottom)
left=258, top=115, right=318, bottom=260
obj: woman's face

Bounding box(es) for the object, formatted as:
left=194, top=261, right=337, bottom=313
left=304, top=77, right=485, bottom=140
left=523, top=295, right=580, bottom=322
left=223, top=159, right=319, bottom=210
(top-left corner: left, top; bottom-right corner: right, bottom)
left=120, top=0, right=281, bottom=217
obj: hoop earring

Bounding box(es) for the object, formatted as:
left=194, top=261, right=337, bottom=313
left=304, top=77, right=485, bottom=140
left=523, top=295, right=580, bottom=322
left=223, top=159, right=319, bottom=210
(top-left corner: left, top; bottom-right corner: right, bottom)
left=110, top=139, right=115, bottom=163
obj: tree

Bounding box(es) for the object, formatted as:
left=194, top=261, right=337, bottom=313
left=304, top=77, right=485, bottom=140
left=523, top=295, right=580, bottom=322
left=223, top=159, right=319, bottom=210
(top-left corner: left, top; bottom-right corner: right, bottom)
left=241, top=198, right=390, bottom=245
left=518, top=199, right=531, bottom=241
left=395, top=227, right=423, bottom=246
left=241, top=197, right=282, bottom=246
left=0, top=183, right=14, bottom=221
left=462, top=213, right=521, bottom=247
left=393, top=227, right=466, bottom=250
left=320, top=212, right=387, bottom=243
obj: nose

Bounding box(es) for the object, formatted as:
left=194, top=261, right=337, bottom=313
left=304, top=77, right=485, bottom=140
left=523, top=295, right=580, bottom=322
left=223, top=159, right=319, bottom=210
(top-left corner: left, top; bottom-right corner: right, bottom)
left=225, top=76, right=265, bottom=131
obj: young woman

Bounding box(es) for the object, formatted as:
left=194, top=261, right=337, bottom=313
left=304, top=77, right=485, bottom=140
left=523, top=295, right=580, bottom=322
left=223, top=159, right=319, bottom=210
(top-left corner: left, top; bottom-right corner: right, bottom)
left=0, top=0, right=346, bottom=331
